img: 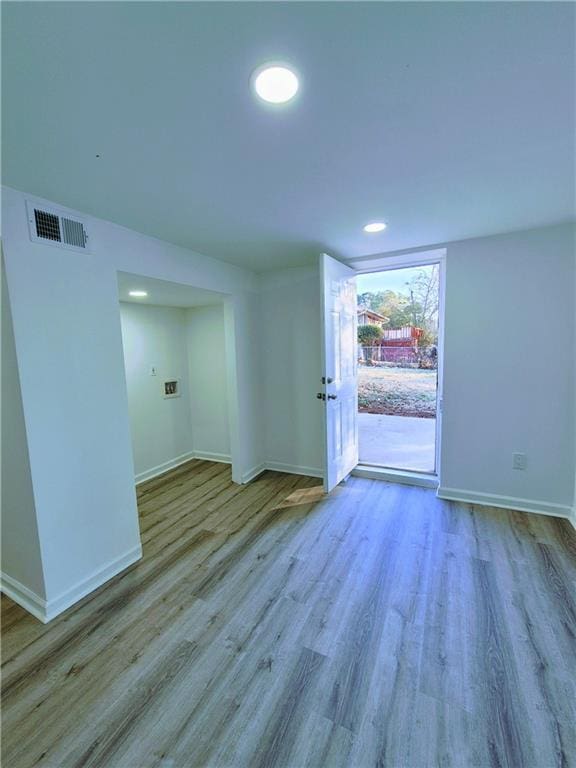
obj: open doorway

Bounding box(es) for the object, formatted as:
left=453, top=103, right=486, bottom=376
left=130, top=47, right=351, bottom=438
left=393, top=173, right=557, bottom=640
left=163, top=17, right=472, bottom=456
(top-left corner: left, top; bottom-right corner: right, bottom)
left=356, top=261, right=442, bottom=475
left=116, top=273, right=236, bottom=485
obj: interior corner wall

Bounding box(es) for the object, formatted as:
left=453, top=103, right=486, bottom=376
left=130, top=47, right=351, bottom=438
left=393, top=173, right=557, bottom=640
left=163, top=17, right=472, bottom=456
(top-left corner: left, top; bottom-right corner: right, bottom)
left=1, top=257, right=46, bottom=602
left=439, top=222, right=576, bottom=513
left=186, top=304, right=231, bottom=462
left=1, top=234, right=142, bottom=619
left=225, top=293, right=264, bottom=482
left=1, top=185, right=262, bottom=620
left=119, top=303, right=195, bottom=481
left=260, top=266, right=323, bottom=476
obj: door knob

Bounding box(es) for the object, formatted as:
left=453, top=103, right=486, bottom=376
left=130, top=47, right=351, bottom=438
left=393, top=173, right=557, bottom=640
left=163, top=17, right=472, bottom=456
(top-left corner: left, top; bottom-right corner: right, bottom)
left=327, top=394, right=338, bottom=400
left=316, top=392, right=325, bottom=400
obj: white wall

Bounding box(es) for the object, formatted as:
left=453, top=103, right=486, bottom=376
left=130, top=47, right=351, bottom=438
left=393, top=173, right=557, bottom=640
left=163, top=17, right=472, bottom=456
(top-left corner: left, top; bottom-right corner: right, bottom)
left=260, top=267, right=324, bottom=476
left=1, top=259, right=46, bottom=607
left=186, top=304, right=231, bottom=462
left=439, top=223, right=575, bottom=515
left=119, top=301, right=231, bottom=481
left=120, top=303, right=194, bottom=480
left=260, top=225, right=576, bottom=515
left=1, top=185, right=262, bottom=621
left=3, top=180, right=574, bottom=624
left=2, top=232, right=142, bottom=622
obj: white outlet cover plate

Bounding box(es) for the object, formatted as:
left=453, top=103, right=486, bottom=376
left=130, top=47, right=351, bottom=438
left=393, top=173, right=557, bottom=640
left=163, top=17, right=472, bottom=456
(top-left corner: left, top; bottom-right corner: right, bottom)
left=512, top=452, right=527, bottom=470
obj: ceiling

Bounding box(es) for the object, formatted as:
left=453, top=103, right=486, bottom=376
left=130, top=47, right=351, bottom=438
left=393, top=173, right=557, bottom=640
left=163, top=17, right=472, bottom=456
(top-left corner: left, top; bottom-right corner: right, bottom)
left=2, top=2, right=574, bottom=272
left=117, top=272, right=226, bottom=308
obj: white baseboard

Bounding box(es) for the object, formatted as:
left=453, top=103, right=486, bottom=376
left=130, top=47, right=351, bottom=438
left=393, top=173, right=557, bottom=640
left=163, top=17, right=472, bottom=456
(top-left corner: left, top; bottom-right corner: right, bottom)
left=354, top=465, right=438, bottom=488
left=0, top=573, right=47, bottom=623
left=135, top=450, right=232, bottom=485
left=265, top=462, right=323, bottom=479
left=240, top=462, right=323, bottom=484
left=137, top=453, right=318, bottom=486
left=437, top=486, right=574, bottom=521
left=44, top=545, right=143, bottom=622
left=1, top=545, right=142, bottom=623
left=241, top=463, right=266, bottom=484
left=193, top=450, right=231, bottom=464
left=135, top=451, right=196, bottom=484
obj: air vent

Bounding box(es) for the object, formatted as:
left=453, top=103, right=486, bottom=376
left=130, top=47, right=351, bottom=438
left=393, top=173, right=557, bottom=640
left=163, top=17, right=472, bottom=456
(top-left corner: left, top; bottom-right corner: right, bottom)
left=26, top=201, right=90, bottom=253
left=61, top=217, right=87, bottom=248
left=34, top=209, right=61, bottom=242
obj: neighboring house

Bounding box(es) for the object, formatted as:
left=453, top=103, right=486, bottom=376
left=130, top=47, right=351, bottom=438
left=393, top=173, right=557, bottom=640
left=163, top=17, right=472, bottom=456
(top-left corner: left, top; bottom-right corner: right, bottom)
left=357, top=309, right=423, bottom=361
left=364, top=325, right=425, bottom=363
left=380, top=326, right=423, bottom=361
left=381, top=326, right=423, bottom=347
left=357, top=308, right=387, bottom=328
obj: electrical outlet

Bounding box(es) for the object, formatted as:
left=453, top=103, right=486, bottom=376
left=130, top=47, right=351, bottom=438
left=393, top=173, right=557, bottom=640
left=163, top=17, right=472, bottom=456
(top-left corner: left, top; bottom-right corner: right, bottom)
left=512, top=452, right=527, bottom=470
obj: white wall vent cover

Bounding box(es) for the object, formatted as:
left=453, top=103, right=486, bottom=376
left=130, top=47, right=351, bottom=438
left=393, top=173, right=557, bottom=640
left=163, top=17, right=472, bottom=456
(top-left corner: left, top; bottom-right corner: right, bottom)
left=26, top=200, right=90, bottom=253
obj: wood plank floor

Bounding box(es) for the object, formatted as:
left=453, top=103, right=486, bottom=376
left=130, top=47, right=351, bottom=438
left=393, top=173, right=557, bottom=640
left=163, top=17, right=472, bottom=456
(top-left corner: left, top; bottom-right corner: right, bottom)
left=2, top=460, right=575, bottom=768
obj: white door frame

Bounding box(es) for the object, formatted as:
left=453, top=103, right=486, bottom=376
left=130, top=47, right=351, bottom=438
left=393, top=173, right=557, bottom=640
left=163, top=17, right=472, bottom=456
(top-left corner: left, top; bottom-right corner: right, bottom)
left=350, top=249, right=447, bottom=481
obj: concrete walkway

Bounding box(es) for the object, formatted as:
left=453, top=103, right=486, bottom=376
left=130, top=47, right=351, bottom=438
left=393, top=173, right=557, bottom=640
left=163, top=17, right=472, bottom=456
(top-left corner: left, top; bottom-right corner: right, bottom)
left=358, top=412, right=436, bottom=473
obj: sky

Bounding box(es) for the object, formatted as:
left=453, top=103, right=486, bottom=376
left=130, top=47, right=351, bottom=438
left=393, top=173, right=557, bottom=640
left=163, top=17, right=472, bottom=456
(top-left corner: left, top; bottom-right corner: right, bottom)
left=356, top=265, right=432, bottom=297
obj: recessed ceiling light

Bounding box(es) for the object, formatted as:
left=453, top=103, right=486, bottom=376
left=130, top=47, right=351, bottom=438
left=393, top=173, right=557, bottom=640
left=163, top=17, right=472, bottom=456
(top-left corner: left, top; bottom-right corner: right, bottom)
left=363, top=222, right=387, bottom=233
left=129, top=290, right=148, bottom=297
left=252, top=64, right=299, bottom=104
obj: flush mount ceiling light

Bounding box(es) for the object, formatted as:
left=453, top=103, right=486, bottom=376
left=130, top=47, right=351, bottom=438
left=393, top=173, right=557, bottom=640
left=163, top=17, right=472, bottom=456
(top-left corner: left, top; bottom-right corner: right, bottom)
left=363, top=222, right=387, bottom=233
left=129, top=290, right=148, bottom=297
left=252, top=63, right=299, bottom=104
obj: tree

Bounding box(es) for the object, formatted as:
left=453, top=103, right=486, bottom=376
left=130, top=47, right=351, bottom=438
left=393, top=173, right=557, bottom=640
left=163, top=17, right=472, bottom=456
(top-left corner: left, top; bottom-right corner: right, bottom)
left=357, top=292, right=383, bottom=312
left=407, top=265, right=439, bottom=341
left=378, top=290, right=414, bottom=328
left=358, top=290, right=413, bottom=327
left=357, top=264, right=439, bottom=344
left=357, top=324, right=382, bottom=364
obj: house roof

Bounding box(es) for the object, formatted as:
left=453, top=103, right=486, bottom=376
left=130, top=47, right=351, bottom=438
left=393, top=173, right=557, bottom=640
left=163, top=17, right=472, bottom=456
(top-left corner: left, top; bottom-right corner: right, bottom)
left=358, top=309, right=387, bottom=321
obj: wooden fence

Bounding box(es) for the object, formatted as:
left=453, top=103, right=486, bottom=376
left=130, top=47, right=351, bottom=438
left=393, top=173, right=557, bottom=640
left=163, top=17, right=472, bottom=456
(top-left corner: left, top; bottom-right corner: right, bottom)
left=358, top=344, right=437, bottom=368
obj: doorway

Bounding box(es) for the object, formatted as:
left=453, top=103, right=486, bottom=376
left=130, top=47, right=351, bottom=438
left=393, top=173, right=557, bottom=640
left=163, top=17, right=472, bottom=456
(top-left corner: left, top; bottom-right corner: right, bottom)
left=356, top=260, right=443, bottom=475
left=116, top=272, right=238, bottom=485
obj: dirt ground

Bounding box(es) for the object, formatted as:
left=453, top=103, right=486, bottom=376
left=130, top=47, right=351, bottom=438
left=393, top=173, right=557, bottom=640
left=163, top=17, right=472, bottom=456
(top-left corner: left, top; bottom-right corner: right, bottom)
left=358, top=365, right=437, bottom=418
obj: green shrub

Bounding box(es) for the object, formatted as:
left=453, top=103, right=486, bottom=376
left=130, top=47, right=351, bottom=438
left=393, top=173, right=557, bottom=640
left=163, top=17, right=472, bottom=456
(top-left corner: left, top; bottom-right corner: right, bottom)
left=357, top=325, right=382, bottom=346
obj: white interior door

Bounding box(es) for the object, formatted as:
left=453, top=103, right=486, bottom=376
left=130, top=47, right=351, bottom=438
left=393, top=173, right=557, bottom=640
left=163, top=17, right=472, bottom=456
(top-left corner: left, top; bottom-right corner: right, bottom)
left=320, top=253, right=358, bottom=492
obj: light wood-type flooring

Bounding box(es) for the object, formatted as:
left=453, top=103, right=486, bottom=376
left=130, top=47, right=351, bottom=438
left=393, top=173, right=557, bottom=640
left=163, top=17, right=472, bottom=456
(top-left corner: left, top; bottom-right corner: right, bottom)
left=2, top=460, right=575, bottom=767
